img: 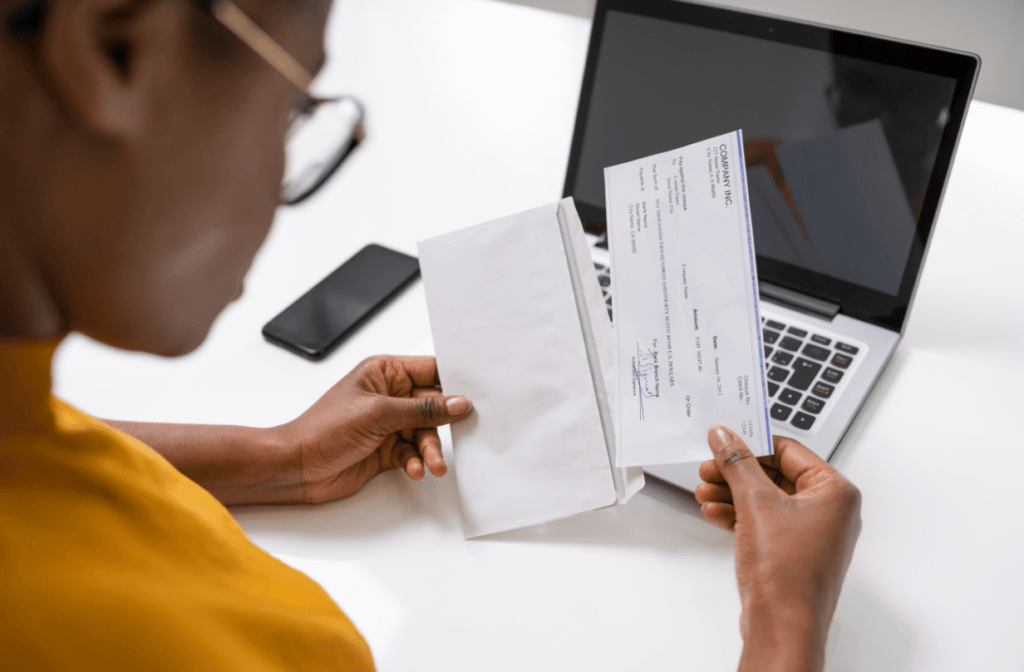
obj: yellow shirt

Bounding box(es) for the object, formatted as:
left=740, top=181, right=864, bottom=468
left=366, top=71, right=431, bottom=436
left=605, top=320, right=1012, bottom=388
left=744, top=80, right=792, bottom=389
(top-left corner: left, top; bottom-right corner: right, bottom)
left=0, top=341, right=375, bottom=671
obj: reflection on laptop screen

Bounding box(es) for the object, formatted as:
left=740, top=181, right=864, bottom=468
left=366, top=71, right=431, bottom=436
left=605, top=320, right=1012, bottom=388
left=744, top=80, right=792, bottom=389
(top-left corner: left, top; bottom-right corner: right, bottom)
left=571, top=10, right=958, bottom=297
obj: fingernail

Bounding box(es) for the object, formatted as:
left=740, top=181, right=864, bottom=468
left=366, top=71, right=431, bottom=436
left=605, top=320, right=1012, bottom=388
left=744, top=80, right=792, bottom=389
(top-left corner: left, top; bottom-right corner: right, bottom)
left=708, top=426, right=733, bottom=451
left=446, top=396, right=472, bottom=415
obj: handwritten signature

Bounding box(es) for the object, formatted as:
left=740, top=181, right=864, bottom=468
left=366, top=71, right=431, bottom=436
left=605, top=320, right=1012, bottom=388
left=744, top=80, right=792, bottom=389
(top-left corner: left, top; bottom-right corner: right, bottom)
left=634, top=348, right=658, bottom=420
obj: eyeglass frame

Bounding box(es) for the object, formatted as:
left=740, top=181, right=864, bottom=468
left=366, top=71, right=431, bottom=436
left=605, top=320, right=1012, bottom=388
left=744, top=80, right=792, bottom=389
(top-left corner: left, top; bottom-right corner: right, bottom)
left=198, top=0, right=364, bottom=205
left=2, top=0, right=361, bottom=204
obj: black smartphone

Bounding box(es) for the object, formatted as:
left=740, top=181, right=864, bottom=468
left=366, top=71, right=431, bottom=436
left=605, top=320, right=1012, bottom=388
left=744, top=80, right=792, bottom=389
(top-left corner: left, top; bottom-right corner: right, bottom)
left=262, top=244, right=420, bottom=360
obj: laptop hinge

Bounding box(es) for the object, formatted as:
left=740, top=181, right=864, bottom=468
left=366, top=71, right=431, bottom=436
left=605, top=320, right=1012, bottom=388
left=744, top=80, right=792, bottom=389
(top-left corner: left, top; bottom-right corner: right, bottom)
left=759, top=281, right=840, bottom=321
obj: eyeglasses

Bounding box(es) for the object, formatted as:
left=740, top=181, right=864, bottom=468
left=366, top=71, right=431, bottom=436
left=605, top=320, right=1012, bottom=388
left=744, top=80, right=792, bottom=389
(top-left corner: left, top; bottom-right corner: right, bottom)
left=201, top=0, right=364, bottom=205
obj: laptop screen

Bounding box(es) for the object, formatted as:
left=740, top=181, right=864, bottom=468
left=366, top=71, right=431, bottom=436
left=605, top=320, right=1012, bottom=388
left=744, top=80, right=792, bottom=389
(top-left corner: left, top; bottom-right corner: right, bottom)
left=564, top=0, right=978, bottom=331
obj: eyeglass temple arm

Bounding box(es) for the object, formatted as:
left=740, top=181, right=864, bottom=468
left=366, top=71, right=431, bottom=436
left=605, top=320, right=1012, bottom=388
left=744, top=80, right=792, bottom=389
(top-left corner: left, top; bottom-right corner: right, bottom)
left=207, top=0, right=314, bottom=93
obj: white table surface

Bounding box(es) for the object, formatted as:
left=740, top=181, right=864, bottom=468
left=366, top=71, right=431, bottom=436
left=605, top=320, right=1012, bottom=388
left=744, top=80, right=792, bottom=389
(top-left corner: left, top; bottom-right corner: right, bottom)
left=52, top=0, right=1024, bottom=669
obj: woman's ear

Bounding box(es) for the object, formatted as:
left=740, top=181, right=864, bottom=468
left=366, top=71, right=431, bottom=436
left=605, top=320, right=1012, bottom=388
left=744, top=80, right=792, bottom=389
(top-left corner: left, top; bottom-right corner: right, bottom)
left=39, top=0, right=183, bottom=137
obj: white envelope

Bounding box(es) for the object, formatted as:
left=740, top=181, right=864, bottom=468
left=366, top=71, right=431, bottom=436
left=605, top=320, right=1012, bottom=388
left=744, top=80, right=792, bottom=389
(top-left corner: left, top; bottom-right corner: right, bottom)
left=419, top=198, right=644, bottom=539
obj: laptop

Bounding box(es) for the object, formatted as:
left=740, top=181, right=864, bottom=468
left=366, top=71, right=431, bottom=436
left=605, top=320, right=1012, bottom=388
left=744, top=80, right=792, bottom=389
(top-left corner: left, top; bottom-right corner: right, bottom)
left=562, top=0, right=980, bottom=491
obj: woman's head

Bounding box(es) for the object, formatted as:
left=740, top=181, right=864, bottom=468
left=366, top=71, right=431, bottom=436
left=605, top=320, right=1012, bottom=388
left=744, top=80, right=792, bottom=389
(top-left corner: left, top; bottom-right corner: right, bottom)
left=0, top=0, right=331, bottom=355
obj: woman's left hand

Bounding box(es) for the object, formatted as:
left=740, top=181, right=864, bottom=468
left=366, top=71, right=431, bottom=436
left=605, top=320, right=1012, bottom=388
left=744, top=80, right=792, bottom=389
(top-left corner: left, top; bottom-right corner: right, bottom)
left=105, top=355, right=471, bottom=506
left=275, top=355, right=473, bottom=503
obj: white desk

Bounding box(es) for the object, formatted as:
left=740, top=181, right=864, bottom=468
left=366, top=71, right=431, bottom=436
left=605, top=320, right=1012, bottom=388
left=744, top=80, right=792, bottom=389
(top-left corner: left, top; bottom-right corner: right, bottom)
left=53, top=0, right=1024, bottom=669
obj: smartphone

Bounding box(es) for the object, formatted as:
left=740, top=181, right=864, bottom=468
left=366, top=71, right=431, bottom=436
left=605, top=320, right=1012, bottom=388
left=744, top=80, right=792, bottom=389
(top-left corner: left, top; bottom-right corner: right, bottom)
left=262, top=244, right=420, bottom=360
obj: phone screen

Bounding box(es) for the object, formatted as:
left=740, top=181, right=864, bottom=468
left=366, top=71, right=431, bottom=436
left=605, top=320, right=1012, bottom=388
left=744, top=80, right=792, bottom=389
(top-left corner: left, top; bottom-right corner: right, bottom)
left=262, top=244, right=420, bottom=360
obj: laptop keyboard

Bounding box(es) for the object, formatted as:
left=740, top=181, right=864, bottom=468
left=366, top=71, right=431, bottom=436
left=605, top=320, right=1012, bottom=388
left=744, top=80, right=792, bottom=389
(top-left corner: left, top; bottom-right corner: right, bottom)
left=594, top=262, right=613, bottom=321
left=760, top=316, right=866, bottom=433
left=593, top=260, right=867, bottom=435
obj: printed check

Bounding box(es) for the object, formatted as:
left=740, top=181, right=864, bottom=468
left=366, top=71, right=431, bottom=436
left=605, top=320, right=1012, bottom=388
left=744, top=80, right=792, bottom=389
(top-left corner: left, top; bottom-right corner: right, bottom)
left=605, top=130, right=772, bottom=467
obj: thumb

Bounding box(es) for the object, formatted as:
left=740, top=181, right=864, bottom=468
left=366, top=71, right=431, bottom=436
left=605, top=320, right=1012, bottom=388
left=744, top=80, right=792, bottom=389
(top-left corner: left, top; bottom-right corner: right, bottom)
left=707, top=425, right=773, bottom=495
left=373, top=394, right=473, bottom=434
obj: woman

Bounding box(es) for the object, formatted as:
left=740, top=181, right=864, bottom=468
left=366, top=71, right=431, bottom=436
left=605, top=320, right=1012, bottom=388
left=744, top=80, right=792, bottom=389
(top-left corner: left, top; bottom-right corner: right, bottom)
left=0, top=0, right=861, bottom=669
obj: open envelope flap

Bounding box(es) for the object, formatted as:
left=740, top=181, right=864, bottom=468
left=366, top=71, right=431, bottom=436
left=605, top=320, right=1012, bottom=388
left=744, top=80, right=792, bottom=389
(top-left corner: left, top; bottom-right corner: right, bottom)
left=419, top=203, right=618, bottom=538
left=557, top=199, right=645, bottom=503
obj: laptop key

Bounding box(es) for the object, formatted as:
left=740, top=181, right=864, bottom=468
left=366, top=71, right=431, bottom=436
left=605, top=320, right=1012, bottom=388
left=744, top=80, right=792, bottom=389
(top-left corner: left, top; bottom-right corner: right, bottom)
left=835, top=342, right=859, bottom=355
left=787, top=327, right=808, bottom=337
left=801, top=396, right=825, bottom=414
left=801, top=344, right=830, bottom=361
left=791, top=412, right=816, bottom=430
left=831, top=353, right=853, bottom=369
left=779, top=336, right=802, bottom=352
left=598, top=275, right=611, bottom=287
left=779, top=388, right=801, bottom=405
left=766, top=320, right=786, bottom=330
left=811, top=381, right=835, bottom=399
left=594, top=262, right=607, bottom=272
left=763, top=329, right=780, bottom=344
left=771, top=351, right=794, bottom=366
left=607, top=308, right=613, bottom=321
left=788, top=358, right=822, bottom=391
left=767, top=382, right=779, bottom=397
left=765, top=346, right=774, bottom=358
left=821, top=367, right=844, bottom=384
left=767, top=366, right=790, bottom=383
left=770, top=403, right=793, bottom=421
left=811, top=334, right=831, bottom=346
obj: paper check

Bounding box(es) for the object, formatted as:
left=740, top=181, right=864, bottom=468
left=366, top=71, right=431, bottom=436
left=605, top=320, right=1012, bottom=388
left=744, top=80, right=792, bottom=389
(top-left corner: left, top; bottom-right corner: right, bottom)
left=605, top=130, right=772, bottom=467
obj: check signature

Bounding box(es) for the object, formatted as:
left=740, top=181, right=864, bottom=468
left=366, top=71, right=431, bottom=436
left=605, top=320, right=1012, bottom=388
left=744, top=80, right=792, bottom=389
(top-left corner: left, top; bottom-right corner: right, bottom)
left=634, top=348, right=658, bottom=420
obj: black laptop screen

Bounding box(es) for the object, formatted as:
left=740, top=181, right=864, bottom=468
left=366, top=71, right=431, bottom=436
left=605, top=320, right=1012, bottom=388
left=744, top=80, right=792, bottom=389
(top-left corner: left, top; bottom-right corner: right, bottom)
left=565, top=1, right=977, bottom=330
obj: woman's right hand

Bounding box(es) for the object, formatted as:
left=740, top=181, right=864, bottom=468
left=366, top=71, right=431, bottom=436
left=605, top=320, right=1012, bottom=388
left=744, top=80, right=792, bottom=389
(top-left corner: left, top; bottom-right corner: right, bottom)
left=695, top=427, right=862, bottom=672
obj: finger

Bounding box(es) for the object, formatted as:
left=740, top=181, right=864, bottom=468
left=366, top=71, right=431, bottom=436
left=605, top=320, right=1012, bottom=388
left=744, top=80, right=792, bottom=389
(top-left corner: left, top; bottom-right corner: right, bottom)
left=373, top=393, right=473, bottom=435
left=399, top=388, right=445, bottom=443
left=757, top=458, right=798, bottom=495
left=694, top=482, right=733, bottom=505
left=404, top=456, right=425, bottom=480
left=381, top=355, right=442, bottom=388
left=700, top=502, right=736, bottom=530
left=416, top=427, right=448, bottom=477
left=376, top=435, right=418, bottom=474
left=702, top=454, right=794, bottom=493
left=707, top=425, right=774, bottom=494
left=772, top=436, right=835, bottom=491
left=699, top=458, right=726, bottom=484
left=391, top=439, right=424, bottom=480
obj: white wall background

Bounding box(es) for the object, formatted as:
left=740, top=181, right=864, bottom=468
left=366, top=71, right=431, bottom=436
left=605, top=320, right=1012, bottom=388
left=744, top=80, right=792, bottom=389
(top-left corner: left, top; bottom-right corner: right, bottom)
left=500, top=0, right=1024, bottom=111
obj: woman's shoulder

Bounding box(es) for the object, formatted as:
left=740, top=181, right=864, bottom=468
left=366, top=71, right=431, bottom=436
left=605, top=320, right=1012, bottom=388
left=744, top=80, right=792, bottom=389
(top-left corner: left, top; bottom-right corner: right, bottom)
left=0, top=399, right=375, bottom=672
